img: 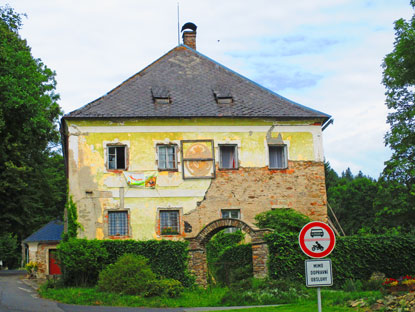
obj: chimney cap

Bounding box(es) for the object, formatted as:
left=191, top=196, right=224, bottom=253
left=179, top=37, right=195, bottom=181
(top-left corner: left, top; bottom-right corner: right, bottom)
left=181, top=22, right=197, bottom=32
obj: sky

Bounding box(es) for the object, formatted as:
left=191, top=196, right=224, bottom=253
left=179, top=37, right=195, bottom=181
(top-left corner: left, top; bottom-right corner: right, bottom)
left=5, top=0, right=414, bottom=178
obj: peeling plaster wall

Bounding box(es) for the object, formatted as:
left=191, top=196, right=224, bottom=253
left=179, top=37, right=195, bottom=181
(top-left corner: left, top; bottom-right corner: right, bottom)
left=65, top=118, right=327, bottom=240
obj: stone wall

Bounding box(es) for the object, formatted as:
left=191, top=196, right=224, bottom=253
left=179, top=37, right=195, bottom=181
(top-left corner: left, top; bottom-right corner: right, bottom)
left=184, top=161, right=327, bottom=237
left=31, top=243, right=59, bottom=278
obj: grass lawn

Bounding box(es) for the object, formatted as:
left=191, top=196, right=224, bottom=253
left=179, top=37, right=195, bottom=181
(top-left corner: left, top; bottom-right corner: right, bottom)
left=39, top=284, right=381, bottom=311
left=212, top=304, right=358, bottom=312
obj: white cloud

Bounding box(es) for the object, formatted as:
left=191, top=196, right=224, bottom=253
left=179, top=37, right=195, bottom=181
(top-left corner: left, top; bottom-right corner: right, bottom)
left=5, top=0, right=412, bottom=177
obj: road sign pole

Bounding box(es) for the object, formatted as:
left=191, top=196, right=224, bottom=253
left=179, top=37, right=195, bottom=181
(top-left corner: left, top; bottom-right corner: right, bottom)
left=317, top=287, right=322, bottom=312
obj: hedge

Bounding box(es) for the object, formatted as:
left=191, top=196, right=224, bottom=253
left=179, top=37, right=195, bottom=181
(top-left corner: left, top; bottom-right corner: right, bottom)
left=266, top=233, right=415, bottom=287
left=216, top=244, right=253, bottom=285
left=58, top=238, right=193, bottom=287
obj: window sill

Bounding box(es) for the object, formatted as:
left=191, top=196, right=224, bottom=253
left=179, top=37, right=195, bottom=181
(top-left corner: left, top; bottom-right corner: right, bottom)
left=108, top=235, right=131, bottom=240
left=218, top=167, right=239, bottom=171
left=158, top=168, right=179, bottom=172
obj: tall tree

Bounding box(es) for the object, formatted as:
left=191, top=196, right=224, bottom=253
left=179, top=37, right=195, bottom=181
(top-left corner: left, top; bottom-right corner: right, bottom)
left=382, top=0, right=415, bottom=185
left=0, top=5, right=64, bottom=241
left=380, top=0, right=415, bottom=230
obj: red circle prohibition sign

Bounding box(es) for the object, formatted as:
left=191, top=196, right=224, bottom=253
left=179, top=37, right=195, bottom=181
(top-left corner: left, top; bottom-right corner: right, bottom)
left=298, top=221, right=336, bottom=258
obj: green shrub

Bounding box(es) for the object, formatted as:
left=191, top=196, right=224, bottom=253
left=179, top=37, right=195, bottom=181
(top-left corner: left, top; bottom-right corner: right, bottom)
left=0, top=233, right=19, bottom=268
left=146, top=278, right=184, bottom=298
left=221, top=278, right=308, bottom=305
left=57, top=238, right=193, bottom=287
left=206, top=230, right=251, bottom=285
left=342, top=279, right=363, bottom=292
left=57, top=238, right=108, bottom=286
left=101, top=239, right=193, bottom=287
left=255, top=208, right=311, bottom=234
left=266, top=233, right=415, bottom=287
left=216, top=244, right=252, bottom=285
left=98, top=254, right=156, bottom=295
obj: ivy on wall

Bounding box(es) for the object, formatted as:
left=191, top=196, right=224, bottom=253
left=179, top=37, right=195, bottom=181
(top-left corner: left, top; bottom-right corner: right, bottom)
left=266, top=233, right=415, bottom=286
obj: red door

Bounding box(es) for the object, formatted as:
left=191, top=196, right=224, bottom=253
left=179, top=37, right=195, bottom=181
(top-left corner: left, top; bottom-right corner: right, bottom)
left=49, top=249, right=61, bottom=275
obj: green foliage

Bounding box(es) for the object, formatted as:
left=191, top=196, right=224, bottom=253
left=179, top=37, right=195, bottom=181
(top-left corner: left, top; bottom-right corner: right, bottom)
left=327, top=174, right=378, bottom=235
left=146, top=278, right=184, bottom=298
left=266, top=233, right=415, bottom=287
left=216, top=244, right=253, bottom=285
left=221, top=278, right=308, bottom=305
left=0, top=233, right=19, bottom=268
left=57, top=238, right=193, bottom=287
left=57, top=238, right=108, bottom=286
left=255, top=208, right=311, bottom=234
left=101, top=239, right=193, bottom=286
left=62, top=196, right=81, bottom=241
left=206, top=230, right=251, bottom=285
left=0, top=5, right=65, bottom=245
left=98, top=254, right=156, bottom=295
left=382, top=1, right=415, bottom=187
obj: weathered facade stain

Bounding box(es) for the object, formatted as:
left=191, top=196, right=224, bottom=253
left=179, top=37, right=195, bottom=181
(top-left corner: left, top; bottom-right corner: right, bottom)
left=64, top=117, right=327, bottom=241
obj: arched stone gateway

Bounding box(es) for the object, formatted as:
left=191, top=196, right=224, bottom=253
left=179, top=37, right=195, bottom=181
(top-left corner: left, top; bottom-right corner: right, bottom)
left=185, top=218, right=271, bottom=286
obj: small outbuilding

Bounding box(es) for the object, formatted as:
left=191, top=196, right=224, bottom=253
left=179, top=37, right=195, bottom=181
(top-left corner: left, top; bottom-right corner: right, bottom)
left=22, top=220, right=63, bottom=278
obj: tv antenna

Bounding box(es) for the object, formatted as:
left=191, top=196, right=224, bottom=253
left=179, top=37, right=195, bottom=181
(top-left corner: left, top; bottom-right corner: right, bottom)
left=177, top=2, right=180, bottom=45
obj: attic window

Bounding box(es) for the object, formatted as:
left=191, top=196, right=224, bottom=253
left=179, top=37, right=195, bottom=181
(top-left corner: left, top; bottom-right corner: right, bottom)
left=213, top=88, right=233, bottom=104
left=151, top=87, right=170, bottom=104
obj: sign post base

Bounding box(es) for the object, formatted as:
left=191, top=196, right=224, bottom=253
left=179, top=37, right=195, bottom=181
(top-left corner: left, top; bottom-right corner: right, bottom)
left=317, top=287, right=322, bottom=312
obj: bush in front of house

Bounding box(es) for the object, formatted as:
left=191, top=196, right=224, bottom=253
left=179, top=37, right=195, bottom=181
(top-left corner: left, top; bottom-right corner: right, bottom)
left=57, top=238, right=193, bottom=287
left=97, top=253, right=183, bottom=297
left=58, top=238, right=108, bottom=286
left=101, top=239, right=194, bottom=287
left=266, top=232, right=415, bottom=287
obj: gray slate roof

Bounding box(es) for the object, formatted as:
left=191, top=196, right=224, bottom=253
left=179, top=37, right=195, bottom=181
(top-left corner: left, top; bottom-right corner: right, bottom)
left=65, top=45, right=330, bottom=120
left=23, top=220, right=63, bottom=243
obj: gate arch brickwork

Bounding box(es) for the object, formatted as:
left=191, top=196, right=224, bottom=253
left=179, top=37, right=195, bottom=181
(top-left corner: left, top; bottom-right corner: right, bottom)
left=185, top=218, right=271, bottom=286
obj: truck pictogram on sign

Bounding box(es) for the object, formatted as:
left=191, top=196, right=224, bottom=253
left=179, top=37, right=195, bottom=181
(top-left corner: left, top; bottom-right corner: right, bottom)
left=298, top=221, right=336, bottom=258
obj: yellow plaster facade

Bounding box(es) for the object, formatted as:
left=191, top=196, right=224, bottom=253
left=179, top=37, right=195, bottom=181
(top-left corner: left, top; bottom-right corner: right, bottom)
left=64, top=117, right=326, bottom=241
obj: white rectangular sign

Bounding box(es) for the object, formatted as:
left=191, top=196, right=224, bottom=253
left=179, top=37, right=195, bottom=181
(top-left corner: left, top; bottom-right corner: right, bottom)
left=305, top=259, right=333, bottom=287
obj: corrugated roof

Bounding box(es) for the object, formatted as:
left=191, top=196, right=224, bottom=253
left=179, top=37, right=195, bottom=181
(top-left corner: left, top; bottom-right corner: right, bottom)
left=64, top=45, right=330, bottom=121
left=23, top=220, right=63, bottom=243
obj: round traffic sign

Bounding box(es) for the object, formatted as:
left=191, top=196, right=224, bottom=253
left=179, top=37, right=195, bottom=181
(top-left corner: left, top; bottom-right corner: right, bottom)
left=298, top=221, right=336, bottom=258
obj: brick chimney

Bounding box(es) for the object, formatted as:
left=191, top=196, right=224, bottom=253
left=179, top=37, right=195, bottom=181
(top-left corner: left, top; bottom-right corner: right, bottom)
left=181, top=22, right=197, bottom=50
left=183, top=31, right=196, bottom=49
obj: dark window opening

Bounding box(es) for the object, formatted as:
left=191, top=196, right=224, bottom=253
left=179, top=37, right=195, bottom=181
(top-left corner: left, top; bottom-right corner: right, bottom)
left=108, top=146, right=126, bottom=170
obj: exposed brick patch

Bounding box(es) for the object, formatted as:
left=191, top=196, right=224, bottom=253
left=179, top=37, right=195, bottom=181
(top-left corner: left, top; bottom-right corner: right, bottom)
left=184, top=161, right=327, bottom=237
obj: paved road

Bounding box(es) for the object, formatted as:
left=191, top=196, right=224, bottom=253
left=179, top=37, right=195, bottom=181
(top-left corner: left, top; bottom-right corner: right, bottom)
left=0, top=271, right=184, bottom=312
left=0, top=271, right=277, bottom=312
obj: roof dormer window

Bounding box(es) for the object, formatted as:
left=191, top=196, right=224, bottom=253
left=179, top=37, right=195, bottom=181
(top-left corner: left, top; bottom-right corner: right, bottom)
left=213, top=87, right=233, bottom=104
left=151, top=87, right=170, bottom=104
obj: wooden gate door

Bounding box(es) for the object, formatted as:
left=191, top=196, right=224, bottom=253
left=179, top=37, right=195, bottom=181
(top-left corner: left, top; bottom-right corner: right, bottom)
left=49, top=249, right=61, bottom=275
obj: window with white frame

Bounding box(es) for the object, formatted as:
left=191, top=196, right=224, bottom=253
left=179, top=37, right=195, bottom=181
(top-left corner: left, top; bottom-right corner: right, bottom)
left=108, top=211, right=128, bottom=236
left=219, top=145, right=238, bottom=169
left=160, top=210, right=180, bottom=235
left=268, top=145, right=287, bottom=169
left=157, top=145, right=177, bottom=170
left=221, top=209, right=240, bottom=233
left=107, top=146, right=126, bottom=170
